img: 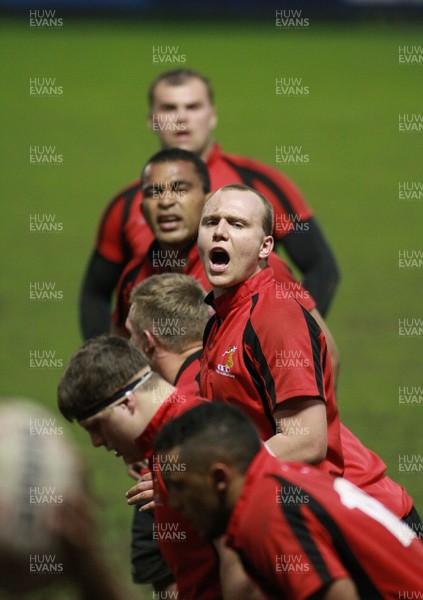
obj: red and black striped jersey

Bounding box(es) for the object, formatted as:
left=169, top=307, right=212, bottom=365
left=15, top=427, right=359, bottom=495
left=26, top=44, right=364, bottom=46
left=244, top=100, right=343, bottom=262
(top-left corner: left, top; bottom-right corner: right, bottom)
left=113, top=240, right=316, bottom=330
left=226, top=447, right=423, bottom=600
left=201, top=267, right=413, bottom=518
left=135, top=390, right=221, bottom=600
left=174, top=349, right=202, bottom=390
left=95, top=144, right=313, bottom=265
left=201, top=266, right=343, bottom=478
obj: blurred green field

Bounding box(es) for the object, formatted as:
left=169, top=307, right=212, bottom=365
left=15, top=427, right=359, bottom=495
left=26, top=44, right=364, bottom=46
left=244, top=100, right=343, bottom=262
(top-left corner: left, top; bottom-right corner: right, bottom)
left=0, top=16, right=422, bottom=599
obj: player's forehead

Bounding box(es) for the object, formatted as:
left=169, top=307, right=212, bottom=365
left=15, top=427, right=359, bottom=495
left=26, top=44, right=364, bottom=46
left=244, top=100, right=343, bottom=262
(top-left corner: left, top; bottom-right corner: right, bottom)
left=203, top=190, right=264, bottom=223
left=152, top=78, right=211, bottom=106
left=143, top=160, right=200, bottom=187
left=79, top=409, right=108, bottom=430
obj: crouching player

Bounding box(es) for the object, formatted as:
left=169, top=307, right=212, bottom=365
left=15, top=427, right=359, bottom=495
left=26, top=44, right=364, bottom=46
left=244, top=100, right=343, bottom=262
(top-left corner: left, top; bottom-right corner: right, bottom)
left=153, top=402, right=423, bottom=600
left=57, top=335, right=222, bottom=599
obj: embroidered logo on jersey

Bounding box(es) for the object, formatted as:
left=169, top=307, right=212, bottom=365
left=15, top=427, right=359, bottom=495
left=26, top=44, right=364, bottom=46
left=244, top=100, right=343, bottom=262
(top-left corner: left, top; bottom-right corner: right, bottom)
left=216, top=346, right=237, bottom=378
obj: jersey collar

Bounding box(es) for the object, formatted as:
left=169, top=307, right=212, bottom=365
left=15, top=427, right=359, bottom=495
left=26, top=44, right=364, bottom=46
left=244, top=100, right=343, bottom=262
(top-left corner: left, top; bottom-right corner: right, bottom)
left=205, top=267, right=274, bottom=320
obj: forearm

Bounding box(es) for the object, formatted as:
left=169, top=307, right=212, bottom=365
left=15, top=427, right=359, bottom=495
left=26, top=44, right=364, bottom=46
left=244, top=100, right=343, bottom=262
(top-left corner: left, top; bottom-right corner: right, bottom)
left=79, top=290, right=113, bottom=340
left=318, top=578, right=360, bottom=600
left=269, top=399, right=328, bottom=463
left=265, top=431, right=326, bottom=464
left=79, top=252, right=123, bottom=340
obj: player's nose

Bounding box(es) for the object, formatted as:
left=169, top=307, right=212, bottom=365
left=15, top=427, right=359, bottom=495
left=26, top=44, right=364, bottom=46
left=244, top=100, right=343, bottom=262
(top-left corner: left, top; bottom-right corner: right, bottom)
left=176, top=107, right=188, bottom=122
left=212, top=218, right=229, bottom=240
left=89, top=431, right=104, bottom=448
left=158, top=189, right=176, bottom=207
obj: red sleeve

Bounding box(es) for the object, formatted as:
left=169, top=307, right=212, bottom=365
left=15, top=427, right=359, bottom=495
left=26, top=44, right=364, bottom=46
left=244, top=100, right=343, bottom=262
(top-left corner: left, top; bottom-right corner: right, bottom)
left=95, top=194, right=127, bottom=263
left=266, top=506, right=349, bottom=600
left=248, top=295, right=325, bottom=408
left=112, top=255, right=144, bottom=328
left=268, top=253, right=316, bottom=312
left=228, top=472, right=348, bottom=600
left=94, top=179, right=142, bottom=264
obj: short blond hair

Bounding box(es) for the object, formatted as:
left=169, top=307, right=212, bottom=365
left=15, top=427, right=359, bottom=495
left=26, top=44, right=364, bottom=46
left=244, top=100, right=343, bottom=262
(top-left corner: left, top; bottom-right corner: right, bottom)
left=129, top=274, right=209, bottom=354
left=205, top=184, right=274, bottom=236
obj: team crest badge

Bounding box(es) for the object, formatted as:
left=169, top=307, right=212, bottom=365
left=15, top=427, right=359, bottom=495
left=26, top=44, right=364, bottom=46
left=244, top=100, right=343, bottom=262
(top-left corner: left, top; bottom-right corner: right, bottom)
left=216, top=346, right=237, bottom=378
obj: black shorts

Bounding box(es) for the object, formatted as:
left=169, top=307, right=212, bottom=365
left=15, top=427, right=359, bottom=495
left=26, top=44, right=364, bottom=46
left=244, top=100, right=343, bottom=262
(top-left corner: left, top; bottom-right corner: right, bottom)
left=131, top=502, right=175, bottom=589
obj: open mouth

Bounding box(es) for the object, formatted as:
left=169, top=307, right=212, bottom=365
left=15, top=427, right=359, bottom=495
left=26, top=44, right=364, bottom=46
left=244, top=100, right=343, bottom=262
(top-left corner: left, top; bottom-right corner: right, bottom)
left=157, top=215, right=181, bottom=230
left=175, top=129, right=190, bottom=137
left=210, top=248, right=230, bottom=272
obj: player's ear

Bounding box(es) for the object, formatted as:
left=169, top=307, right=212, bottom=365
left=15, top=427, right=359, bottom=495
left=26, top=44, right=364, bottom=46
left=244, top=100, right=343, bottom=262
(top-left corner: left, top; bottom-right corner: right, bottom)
left=147, top=111, right=155, bottom=132
left=209, top=107, right=217, bottom=132
left=259, top=235, right=274, bottom=260
left=210, top=462, right=229, bottom=494
left=143, top=329, right=157, bottom=357
left=119, top=392, right=137, bottom=414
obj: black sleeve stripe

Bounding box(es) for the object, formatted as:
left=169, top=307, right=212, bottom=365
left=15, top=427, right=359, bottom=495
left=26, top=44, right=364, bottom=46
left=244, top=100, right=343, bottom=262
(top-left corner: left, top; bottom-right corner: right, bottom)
left=223, top=158, right=297, bottom=218
left=116, top=259, right=145, bottom=328
left=96, top=181, right=140, bottom=260
left=243, top=294, right=277, bottom=434
left=174, top=349, right=202, bottom=385
left=202, top=314, right=217, bottom=349
left=270, top=475, right=332, bottom=586
left=121, top=186, right=141, bottom=263
left=300, top=305, right=324, bottom=398
left=270, top=474, right=384, bottom=599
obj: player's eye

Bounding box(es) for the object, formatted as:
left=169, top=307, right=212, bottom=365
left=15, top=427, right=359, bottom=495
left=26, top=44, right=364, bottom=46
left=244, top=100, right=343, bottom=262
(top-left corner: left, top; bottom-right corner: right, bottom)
left=176, top=185, right=189, bottom=195
left=202, top=218, right=217, bottom=226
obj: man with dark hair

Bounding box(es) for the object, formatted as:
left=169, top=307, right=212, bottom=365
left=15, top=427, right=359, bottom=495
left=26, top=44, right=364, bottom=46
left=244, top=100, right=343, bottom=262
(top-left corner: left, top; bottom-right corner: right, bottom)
left=153, top=402, right=423, bottom=600
left=80, top=68, right=339, bottom=339
left=112, top=148, right=212, bottom=333
left=197, top=184, right=421, bottom=528
left=57, top=334, right=221, bottom=600
left=112, top=153, right=340, bottom=388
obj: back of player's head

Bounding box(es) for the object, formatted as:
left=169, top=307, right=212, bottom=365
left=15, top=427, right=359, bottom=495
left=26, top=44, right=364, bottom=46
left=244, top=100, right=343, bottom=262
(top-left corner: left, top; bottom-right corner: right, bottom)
left=208, top=183, right=274, bottom=236
left=148, top=68, right=214, bottom=107
left=153, top=402, right=261, bottom=474
left=57, top=334, right=148, bottom=422
left=142, top=147, right=211, bottom=194
left=129, top=274, right=209, bottom=353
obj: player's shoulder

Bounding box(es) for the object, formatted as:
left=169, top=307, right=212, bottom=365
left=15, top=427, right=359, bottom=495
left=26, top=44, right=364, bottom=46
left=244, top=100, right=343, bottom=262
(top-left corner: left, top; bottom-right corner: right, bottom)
left=108, top=177, right=142, bottom=204
left=118, top=253, right=148, bottom=290
left=220, top=149, right=288, bottom=180
left=250, top=279, right=309, bottom=329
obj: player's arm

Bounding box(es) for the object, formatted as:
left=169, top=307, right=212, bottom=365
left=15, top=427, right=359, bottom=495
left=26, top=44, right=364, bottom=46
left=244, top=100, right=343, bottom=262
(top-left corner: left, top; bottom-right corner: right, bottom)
left=213, top=538, right=265, bottom=600
left=314, top=578, right=360, bottom=600
left=268, top=254, right=340, bottom=386
left=266, top=397, right=327, bottom=464
left=278, top=217, right=340, bottom=317
left=309, top=308, right=340, bottom=387
left=79, top=251, right=124, bottom=340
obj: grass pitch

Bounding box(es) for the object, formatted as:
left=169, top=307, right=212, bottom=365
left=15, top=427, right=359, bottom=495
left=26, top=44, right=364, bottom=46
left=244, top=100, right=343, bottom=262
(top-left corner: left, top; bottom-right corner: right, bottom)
left=1, top=16, right=422, bottom=598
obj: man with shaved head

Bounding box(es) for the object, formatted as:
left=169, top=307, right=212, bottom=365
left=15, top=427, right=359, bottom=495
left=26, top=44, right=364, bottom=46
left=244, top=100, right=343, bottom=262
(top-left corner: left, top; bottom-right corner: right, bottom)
left=197, top=184, right=421, bottom=530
